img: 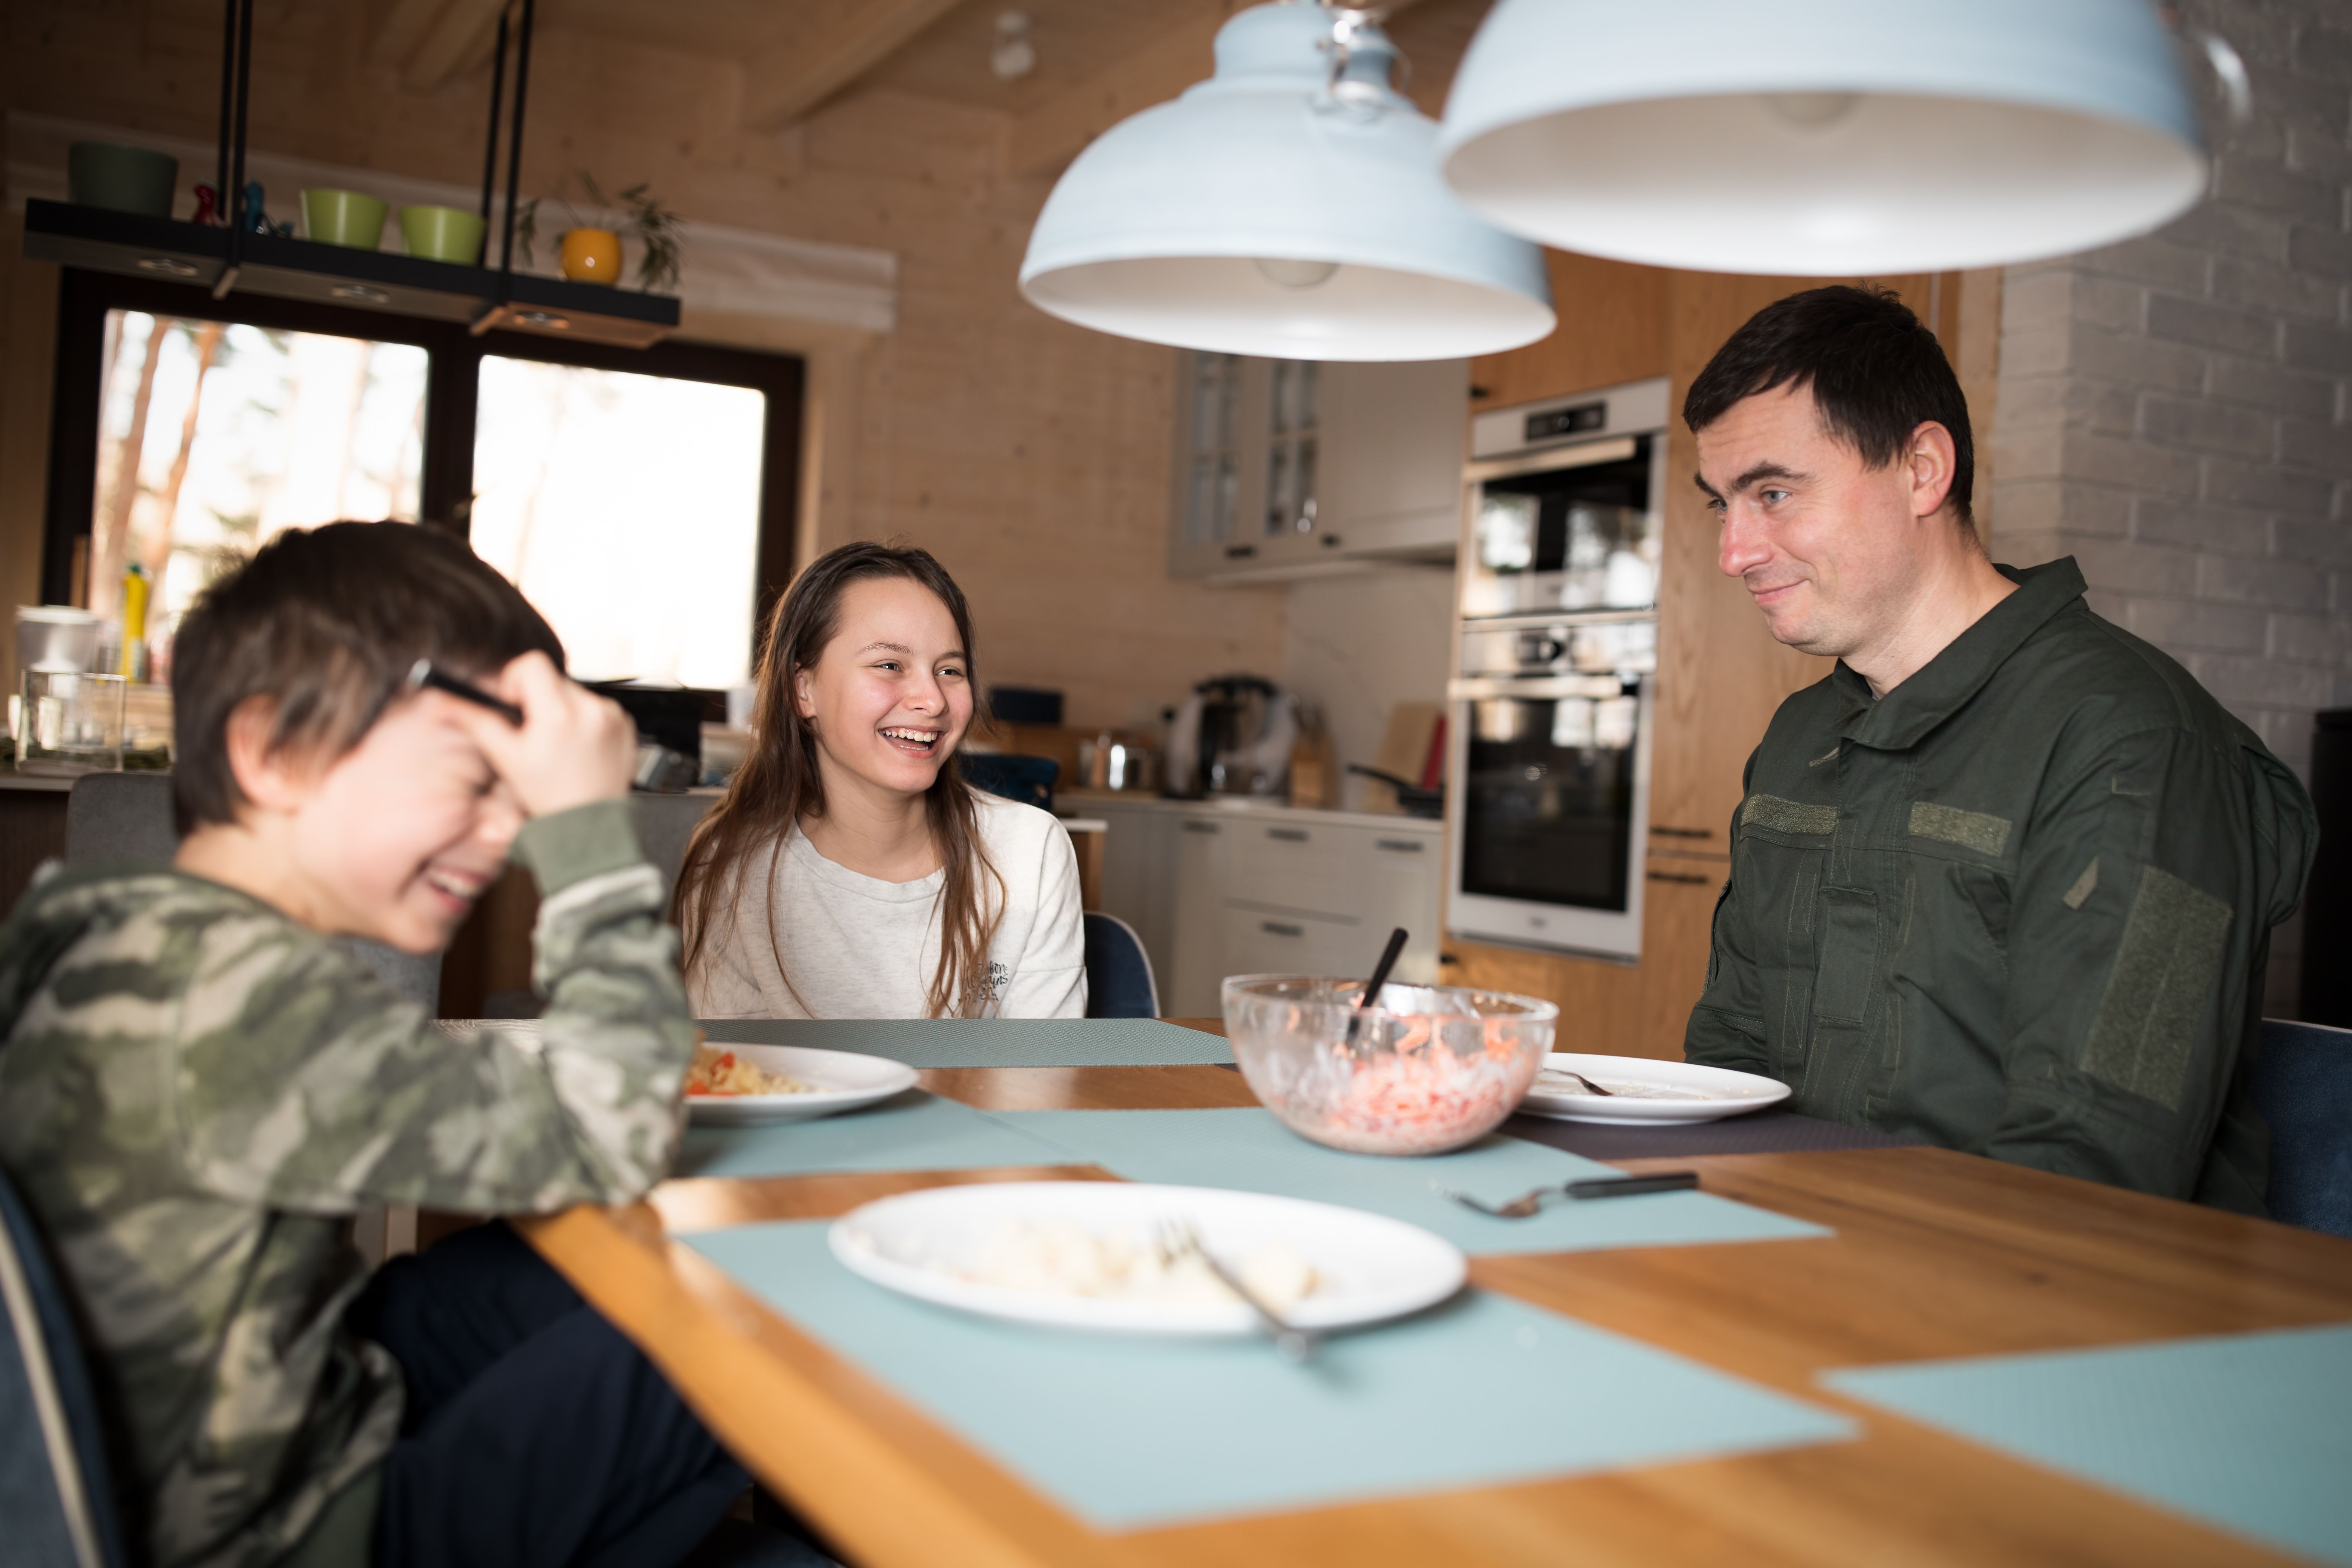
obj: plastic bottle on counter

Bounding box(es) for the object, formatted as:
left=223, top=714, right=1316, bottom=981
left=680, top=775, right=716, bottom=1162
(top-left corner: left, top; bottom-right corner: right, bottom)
left=118, top=563, right=150, bottom=682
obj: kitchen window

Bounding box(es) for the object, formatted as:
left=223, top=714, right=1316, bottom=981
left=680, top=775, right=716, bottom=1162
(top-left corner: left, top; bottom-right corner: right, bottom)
left=45, top=271, right=802, bottom=687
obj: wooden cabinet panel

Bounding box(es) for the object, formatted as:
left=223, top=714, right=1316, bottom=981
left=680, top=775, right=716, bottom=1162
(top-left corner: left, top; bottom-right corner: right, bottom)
left=1469, top=250, right=1670, bottom=411
left=1443, top=854, right=1726, bottom=1062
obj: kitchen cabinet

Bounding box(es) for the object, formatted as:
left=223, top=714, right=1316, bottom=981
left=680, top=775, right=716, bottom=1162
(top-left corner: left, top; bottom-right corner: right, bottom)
left=1167, top=353, right=1468, bottom=581
left=1069, top=794, right=1442, bottom=1016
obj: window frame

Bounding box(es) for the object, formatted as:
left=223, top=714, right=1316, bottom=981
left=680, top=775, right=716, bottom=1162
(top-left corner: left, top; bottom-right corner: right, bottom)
left=42, top=268, right=805, bottom=673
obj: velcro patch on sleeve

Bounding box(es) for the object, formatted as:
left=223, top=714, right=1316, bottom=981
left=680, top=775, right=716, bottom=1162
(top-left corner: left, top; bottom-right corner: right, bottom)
left=1908, top=801, right=2013, bottom=857
left=1741, top=795, right=1838, bottom=836
left=2081, top=865, right=2233, bottom=1112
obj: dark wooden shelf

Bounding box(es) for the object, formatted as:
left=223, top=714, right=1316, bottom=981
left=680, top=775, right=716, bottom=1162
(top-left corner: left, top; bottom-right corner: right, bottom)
left=22, top=199, right=679, bottom=348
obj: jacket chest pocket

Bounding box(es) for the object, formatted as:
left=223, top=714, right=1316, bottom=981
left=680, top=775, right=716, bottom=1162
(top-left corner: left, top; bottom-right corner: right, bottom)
left=1802, top=884, right=1892, bottom=1118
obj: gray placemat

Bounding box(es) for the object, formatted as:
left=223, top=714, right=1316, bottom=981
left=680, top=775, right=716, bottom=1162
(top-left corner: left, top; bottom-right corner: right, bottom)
left=1822, top=1325, right=2352, bottom=1567
left=673, top=1091, right=1078, bottom=1179
left=687, top=1222, right=1855, bottom=1530
left=695, top=1018, right=1234, bottom=1068
left=985, top=1108, right=1828, bottom=1256
left=1502, top=1108, right=1925, bottom=1160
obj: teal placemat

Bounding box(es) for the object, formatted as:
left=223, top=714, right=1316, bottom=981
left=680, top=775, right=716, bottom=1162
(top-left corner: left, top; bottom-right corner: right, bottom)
left=696, top=1018, right=1234, bottom=1068
left=983, top=1108, right=1829, bottom=1256
left=686, top=1221, right=1854, bottom=1529
left=674, top=1093, right=1078, bottom=1179
left=1822, top=1323, right=2352, bottom=1565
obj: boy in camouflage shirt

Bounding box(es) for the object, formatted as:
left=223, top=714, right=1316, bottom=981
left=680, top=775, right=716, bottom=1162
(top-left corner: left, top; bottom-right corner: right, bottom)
left=0, top=524, right=748, bottom=1567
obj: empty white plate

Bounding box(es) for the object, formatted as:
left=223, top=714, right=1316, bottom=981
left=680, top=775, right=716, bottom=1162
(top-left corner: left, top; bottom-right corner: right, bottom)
left=687, top=1044, right=919, bottom=1126
left=830, top=1181, right=1466, bottom=1335
left=1516, top=1053, right=1791, bottom=1125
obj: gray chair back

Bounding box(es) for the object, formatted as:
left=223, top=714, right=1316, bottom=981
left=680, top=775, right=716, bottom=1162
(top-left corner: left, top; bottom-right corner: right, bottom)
left=632, top=792, right=719, bottom=910
left=0, top=1164, right=128, bottom=1568
left=65, top=773, right=444, bottom=1014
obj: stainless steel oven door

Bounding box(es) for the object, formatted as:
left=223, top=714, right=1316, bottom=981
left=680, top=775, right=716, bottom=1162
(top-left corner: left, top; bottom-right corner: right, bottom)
left=1444, top=673, right=1653, bottom=961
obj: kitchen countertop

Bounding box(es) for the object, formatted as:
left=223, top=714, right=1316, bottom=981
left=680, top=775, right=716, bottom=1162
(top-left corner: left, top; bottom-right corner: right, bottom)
left=0, top=768, right=79, bottom=792
left=1057, top=788, right=1441, bottom=833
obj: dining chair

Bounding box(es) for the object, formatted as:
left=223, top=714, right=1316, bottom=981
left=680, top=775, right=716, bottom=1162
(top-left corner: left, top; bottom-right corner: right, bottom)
left=630, top=790, right=720, bottom=909
left=959, top=753, right=1060, bottom=812
left=2249, top=1018, right=2352, bottom=1239
left=0, top=1163, right=130, bottom=1568
left=1082, top=911, right=1159, bottom=1019
left=64, top=772, right=443, bottom=1013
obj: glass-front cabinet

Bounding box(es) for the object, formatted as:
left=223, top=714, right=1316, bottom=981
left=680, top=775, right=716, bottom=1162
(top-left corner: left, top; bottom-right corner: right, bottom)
left=1168, top=351, right=1466, bottom=578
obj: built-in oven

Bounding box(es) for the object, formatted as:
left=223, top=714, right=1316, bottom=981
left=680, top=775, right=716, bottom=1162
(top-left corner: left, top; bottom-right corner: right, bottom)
left=1446, top=377, right=1669, bottom=962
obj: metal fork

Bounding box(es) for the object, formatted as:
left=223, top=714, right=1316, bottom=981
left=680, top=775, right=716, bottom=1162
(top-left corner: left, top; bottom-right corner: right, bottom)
left=1550, top=1070, right=1616, bottom=1097
left=1431, top=1171, right=1701, bottom=1219
left=1160, top=1220, right=1318, bottom=1363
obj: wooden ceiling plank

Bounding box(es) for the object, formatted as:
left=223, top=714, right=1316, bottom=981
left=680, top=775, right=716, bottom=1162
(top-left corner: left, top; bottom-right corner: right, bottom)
left=401, top=0, right=512, bottom=92
left=739, top=0, right=972, bottom=133
left=369, top=0, right=458, bottom=69
left=1006, top=0, right=1430, bottom=177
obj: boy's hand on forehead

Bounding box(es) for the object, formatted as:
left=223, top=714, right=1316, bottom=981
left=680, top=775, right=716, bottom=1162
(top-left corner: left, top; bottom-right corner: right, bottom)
left=446, top=652, right=637, bottom=817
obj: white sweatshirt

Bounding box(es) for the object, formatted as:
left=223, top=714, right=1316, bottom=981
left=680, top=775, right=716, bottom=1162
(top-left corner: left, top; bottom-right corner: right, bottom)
left=687, top=792, right=1087, bottom=1020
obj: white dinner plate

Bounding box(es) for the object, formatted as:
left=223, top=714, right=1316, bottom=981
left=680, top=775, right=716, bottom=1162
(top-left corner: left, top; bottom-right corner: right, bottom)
left=829, top=1181, right=1467, bottom=1336
left=687, top=1044, right=919, bottom=1125
left=1515, top=1052, right=1792, bottom=1125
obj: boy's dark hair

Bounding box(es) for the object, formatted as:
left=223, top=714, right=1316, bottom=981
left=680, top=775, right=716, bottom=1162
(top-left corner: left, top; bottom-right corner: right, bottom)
left=170, top=522, right=563, bottom=835
left=1683, top=285, right=1974, bottom=526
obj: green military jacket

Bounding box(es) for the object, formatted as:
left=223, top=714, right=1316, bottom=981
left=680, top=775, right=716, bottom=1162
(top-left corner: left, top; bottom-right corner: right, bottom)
left=1685, top=559, right=2316, bottom=1211
left=0, top=799, right=695, bottom=1568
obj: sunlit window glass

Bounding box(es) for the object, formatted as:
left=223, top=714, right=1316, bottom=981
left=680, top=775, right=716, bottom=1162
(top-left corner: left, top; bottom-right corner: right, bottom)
left=88, top=311, right=427, bottom=625
left=469, top=358, right=766, bottom=688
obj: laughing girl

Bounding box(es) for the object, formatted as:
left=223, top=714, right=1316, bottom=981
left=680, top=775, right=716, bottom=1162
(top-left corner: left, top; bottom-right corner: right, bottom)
left=675, top=542, right=1085, bottom=1019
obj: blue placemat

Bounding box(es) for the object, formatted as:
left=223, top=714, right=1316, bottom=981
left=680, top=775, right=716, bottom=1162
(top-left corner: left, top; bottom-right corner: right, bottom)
left=673, top=1092, right=1079, bottom=1179
left=686, top=1221, right=1854, bottom=1529
left=981, top=1108, right=1829, bottom=1256
left=1822, top=1323, right=2352, bottom=1566
left=694, top=1018, right=1234, bottom=1068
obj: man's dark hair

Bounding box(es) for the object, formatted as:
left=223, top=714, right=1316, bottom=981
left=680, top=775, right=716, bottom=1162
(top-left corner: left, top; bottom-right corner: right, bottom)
left=170, top=521, right=563, bottom=835
left=1683, top=285, right=1974, bottom=526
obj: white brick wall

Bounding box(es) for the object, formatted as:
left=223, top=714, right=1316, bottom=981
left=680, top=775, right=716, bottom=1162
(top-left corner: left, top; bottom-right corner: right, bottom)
left=1987, top=0, right=2351, bottom=1014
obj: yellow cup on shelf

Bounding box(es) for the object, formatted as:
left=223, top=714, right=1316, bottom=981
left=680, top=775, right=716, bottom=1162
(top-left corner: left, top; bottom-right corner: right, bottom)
left=560, top=227, right=622, bottom=285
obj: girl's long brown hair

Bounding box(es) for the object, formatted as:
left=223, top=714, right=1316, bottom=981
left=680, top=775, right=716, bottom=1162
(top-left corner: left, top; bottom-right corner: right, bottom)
left=674, top=542, right=1004, bottom=1017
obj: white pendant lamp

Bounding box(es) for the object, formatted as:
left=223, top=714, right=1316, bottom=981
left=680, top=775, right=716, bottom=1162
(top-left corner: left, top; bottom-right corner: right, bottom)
left=1436, top=0, right=2215, bottom=276
left=1019, top=3, right=1555, bottom=361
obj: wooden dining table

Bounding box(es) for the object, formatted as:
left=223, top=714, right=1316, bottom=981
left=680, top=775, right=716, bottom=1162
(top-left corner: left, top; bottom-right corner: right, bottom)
left=518, top=1021, right=2352, bottom=1567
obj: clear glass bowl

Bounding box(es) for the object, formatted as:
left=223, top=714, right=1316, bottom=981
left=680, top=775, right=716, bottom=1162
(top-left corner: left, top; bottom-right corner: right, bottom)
left=1222, top=975, right=1558, bottom=1156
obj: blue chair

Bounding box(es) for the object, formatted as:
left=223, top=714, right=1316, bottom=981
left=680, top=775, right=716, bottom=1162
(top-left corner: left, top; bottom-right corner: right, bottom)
left=959, top=754, right=1058, bottom=813
left=0, top=1165, right=129, bottom=1568
left=2249, top=1018, right=2352, bottom=1239
left=1083, top=912, right=1159, bottom=1020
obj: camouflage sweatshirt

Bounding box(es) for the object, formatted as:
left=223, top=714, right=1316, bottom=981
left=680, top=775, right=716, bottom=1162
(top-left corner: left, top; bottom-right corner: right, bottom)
left=0, top=799, right=694, bottom=1568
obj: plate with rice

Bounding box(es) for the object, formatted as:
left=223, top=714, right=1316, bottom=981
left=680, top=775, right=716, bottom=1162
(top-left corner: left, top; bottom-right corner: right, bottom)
left=686, top=1042, right=919, bottom=1125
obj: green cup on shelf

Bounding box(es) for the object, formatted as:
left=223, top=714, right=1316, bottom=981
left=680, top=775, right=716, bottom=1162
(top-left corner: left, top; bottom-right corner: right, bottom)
left=67, top=142, right=179, bottom=218
left=399, top=204, right=486, bottom=265
left=301, top=188, right=388, bottom=249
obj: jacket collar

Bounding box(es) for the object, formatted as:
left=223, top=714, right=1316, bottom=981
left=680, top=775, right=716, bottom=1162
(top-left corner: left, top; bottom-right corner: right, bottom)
left=1831, top=557, right=2086, bottom=750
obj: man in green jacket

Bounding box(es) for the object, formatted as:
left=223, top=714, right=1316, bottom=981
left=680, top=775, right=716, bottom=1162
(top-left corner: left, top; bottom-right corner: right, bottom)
left=1683, top=286, right=2316, bottom=1213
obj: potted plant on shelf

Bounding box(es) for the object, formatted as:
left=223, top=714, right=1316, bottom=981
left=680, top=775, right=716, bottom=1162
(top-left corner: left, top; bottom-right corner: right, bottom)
left=514, top=171, right=683, bottom=292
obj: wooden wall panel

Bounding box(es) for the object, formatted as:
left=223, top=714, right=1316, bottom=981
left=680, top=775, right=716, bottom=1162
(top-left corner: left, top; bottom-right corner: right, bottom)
left=1468, top=250, right=1670, bottom=408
